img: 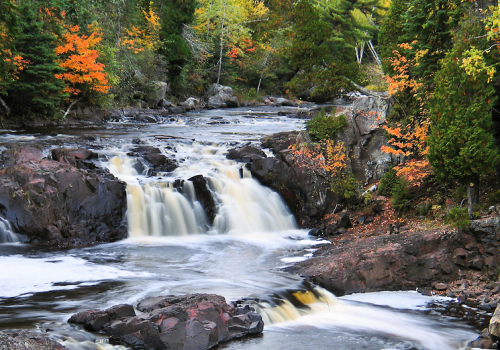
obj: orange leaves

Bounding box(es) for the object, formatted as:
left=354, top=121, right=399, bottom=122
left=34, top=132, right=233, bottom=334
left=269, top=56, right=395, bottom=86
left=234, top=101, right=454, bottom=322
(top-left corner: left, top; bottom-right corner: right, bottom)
left=382, top=118, right=432, bottom=186
left=289, top=140, right=348, bottom=177
left=385, top=43, right=422, bottom=95
left=55, top=25, right=109, bottom=96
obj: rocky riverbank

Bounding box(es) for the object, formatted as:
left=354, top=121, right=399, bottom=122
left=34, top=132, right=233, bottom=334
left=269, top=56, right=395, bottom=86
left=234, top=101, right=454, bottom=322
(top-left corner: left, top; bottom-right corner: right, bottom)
left=0, top=145, right=127, bottom=245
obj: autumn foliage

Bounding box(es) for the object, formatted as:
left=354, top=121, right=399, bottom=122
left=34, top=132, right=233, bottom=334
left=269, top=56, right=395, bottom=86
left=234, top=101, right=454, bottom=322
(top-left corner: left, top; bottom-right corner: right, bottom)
left=55, top=25, right=109, bottom=96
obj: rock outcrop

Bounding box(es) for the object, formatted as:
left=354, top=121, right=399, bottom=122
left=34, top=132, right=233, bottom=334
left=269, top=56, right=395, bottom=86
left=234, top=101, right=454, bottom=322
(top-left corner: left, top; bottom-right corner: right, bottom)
left=224, top=96, right=395, bottom=226
left=68, top=294, right=264, bottom=350
left=286, top=218, right=500, bottom=297
left=0, top=145, right=127, bottom=245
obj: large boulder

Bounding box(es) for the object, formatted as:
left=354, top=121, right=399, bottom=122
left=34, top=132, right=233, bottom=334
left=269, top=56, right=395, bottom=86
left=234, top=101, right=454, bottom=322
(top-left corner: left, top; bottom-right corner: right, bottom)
left=207, top=84, right=239, bottom=109
left=69, top=294, right=264, bottom=350
left=337, top=96, right=397, bottom=185
left=150, top=81, right=169, bottom=107
left=0, top=145, right=127, bottom=245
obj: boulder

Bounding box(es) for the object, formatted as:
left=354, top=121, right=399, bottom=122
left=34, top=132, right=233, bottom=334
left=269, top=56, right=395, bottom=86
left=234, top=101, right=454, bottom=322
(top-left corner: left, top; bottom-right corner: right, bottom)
left=207, top=84, right=239, bottom=109
left=490, top=304, right=500, bottom=337
left=188, top=175, right=216, bottom=225
left=129, top=146, right=178, bottom=174
left=69, top=294, right=264, bottom=350
left=0, top=145, right=127, bottom=245
left=180, top=97, right=202, bottom=111
left=226, top=145, right=267, bottom=163
left=250, top=131, right=336, bottom=226
left=169, top=106, right=187, bottom=114
left=150, top=81, right=169, bottom=107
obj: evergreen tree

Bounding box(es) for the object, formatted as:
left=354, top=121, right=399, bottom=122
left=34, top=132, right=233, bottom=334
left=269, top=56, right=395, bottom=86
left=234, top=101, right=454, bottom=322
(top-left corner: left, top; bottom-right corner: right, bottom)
left=400, top=0, right=465, bottom=86
left=6, top=1, right=68, bottom=118
left=428, top=31, right=499, bottom=217
left=159, top=0, right=196, bottom=88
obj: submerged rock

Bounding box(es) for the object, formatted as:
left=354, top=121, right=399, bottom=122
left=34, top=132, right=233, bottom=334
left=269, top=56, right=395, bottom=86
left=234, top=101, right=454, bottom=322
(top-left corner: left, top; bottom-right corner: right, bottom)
left=69, top=294, right=264, bottom=350
left=0, top=145, right=127, bottom=245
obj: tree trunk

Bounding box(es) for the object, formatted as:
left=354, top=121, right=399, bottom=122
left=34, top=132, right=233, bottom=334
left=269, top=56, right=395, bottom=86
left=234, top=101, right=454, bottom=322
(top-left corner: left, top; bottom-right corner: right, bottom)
left=467, top=181, right=474, bottom=219
left=217, top=0, right=227, bottom=85
left=0, top=96, right=10, bottom=128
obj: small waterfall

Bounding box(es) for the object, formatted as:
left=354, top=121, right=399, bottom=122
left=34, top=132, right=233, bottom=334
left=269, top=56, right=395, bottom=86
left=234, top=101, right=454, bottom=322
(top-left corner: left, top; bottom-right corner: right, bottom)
left=254, top=285, right=472, bottom=350
left=0, top=217, right=18, bottom=243
left=108, top=154, right=297, bottom=237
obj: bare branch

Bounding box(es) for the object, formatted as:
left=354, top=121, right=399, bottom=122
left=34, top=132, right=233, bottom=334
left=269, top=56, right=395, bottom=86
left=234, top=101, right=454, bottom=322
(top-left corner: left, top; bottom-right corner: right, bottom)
left=63, top=98, right=80, bottom=120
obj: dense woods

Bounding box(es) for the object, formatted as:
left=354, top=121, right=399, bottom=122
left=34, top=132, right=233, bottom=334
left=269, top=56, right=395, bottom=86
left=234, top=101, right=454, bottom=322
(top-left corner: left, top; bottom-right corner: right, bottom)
left=1, top=0, right=500, bottom=217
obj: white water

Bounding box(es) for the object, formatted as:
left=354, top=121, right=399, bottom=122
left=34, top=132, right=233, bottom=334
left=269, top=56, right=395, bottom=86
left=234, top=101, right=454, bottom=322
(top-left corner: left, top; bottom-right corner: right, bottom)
left=256, top=287, right=473, bottom=350
left=0, top=107, right=479, bottom=350
left=0, top=217, right=18, bottom=243
left=108, top=144, right=297, bottom=237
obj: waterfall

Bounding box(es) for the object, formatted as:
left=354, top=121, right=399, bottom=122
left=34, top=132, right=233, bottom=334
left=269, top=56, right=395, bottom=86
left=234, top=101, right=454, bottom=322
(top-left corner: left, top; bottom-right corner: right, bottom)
left=254, top=285, right=471, bottom=350
left=0, top=217, right=18, bottom=243
left=108, top=154, right=297, bottom=237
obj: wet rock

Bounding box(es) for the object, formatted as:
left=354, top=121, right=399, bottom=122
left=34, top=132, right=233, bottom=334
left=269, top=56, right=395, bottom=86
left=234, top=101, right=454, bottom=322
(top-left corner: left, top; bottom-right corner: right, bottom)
left=0, top=331, right=68, bottom=350
left=131, top=146, right=178, bottom=174
left=226, top=145, right=267, bottom=163
left=0, top=145, right=127, bottom=245
left=470, top=328, right=496, bottom=349
left=435, top=283, right=447, bottom=291
left=188, top=175, right=216, bottom=224
left=70, top=294, right=263, bottom=350
left=133, top=115, right=157, bottom=123
left=169, top=106, right=186, bottom=114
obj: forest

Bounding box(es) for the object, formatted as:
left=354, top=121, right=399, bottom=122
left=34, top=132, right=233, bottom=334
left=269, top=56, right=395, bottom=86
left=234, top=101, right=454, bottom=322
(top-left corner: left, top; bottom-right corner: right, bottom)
left=2, top=0, right=500, bottom=215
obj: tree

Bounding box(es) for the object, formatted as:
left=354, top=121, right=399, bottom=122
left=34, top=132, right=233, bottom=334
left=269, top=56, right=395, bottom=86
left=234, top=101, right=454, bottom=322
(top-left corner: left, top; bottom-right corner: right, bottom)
left=160, top=0, right=196, bottom=87
left=5, top=1, right=68, bottom=118
left=192, top=0, right=269, bottom=84
left=54, top=24, right=110, bottom=116
left=428, top=32, right=499, bottom=218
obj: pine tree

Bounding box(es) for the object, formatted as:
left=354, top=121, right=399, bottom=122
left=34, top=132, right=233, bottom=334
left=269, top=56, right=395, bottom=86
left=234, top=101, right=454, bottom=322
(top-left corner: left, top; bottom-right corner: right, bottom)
left=428, top=33, right=499, bottom=217
left=159, top=0, right=196, bottom=87
left=6, top=1, right=68, bottom=118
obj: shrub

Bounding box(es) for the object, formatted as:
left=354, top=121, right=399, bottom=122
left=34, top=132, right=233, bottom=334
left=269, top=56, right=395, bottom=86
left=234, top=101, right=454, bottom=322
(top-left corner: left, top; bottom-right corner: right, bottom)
left=444, top=207, right=470, bottom=230
left=391, top=178, right=412, bottom=212
left=306, top=111, right=347, bottom=141
left=378, top=168, right=399, bottom=197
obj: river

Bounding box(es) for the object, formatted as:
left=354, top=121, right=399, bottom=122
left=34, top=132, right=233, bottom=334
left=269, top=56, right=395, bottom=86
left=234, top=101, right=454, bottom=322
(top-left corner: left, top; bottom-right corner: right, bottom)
left=0, top=106, right=480, bottom=349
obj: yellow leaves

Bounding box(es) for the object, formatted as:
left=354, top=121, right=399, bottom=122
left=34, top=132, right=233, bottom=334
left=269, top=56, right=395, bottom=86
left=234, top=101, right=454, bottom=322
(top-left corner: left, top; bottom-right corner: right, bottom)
left=121, top=4, right=161, bottom=53
left=461, top=47, right=496, bottom=83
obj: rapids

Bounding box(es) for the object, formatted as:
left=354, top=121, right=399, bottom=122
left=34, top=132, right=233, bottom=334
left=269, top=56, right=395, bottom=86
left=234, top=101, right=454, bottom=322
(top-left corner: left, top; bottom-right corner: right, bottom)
left=0, top=106, right=480, bottom=349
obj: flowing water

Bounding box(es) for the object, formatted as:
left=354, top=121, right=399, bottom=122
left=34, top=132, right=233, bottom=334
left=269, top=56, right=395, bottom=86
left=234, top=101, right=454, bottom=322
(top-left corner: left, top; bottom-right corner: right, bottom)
left=0, top=106, right=480, bottom=349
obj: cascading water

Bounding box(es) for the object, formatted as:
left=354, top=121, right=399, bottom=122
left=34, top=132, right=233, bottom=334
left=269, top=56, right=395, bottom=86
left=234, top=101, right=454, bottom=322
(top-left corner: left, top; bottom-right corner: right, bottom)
left=0, top=217, right=18, bottom=243
left=108, top=144, right=297, bottom=237
left=0, top=107, right=481, bottom=350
